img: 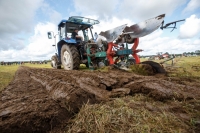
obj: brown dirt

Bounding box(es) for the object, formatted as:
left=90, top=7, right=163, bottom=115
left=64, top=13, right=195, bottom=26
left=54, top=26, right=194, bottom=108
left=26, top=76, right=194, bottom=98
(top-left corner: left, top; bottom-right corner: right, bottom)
left=0, top=66, right=200, bottom=132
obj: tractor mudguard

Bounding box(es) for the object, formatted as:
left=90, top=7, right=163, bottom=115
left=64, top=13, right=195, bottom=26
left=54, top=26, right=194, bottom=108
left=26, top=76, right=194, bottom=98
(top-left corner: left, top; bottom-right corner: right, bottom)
left=62, top=38, right=77, bottom=44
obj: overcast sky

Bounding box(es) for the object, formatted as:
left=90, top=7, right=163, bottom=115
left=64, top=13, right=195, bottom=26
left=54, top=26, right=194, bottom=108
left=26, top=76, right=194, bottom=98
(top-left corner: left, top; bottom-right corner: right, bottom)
left=0, top=0, right=200, bottom=61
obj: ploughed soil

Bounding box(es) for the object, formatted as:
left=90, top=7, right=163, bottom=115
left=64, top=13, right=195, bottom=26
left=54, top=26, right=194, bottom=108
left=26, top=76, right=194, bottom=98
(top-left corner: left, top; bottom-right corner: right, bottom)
left=0, top=66, right=200, bottom=132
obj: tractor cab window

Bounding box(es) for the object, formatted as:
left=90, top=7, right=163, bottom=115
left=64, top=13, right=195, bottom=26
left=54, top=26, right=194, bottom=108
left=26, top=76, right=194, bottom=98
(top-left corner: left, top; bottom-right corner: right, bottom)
left=87, top=28, right=95, bottom=41
left=66, top=33, right=71, bottom=38
left=83, top=29, right=89, bottom=41
left=60, top=26, right=65, bottom=39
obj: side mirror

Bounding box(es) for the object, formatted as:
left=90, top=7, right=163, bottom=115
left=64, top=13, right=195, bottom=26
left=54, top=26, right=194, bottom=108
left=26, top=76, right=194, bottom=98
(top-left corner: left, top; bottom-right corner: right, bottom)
left=47, top=32, right=52, bottom=39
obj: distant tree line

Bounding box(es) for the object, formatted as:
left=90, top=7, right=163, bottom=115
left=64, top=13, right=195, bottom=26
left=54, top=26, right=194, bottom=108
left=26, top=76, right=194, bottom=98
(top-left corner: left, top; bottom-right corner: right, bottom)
left=29, top=60, right=48, bottom=64
left=183, top=50, right=200, bottom=56
left=140, top=50, right=200, bottom=58
left=0, top=61, right=25, bottom=65
left=195, top=50, right=200, bottom=54
left=0, top=60, right=51, bottom=66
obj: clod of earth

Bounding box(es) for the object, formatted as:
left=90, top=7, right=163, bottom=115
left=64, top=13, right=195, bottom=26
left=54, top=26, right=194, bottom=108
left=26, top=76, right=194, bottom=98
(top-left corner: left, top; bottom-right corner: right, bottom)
left=0, top=66, right=200, bottom=132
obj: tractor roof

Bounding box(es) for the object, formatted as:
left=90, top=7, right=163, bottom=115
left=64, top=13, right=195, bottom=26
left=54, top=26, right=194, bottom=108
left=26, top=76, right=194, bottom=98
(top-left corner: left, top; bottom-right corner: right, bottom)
left=58, top=16, right=99, bottom=27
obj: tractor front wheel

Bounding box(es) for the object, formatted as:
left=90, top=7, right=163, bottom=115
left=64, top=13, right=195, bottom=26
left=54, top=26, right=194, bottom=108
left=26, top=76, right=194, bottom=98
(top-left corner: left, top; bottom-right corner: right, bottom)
left=51, top=55, right=61, bottom=69
left=61, top=44, right=80, bottom=70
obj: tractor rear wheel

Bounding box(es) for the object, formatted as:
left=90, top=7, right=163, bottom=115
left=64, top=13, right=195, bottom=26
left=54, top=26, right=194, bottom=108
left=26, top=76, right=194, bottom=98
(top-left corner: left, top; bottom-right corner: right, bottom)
left=51, top=55, right=61, bottom=69
left=141, top=61, right=166, bottom=74
left=61, top=44, right=80, bottom=70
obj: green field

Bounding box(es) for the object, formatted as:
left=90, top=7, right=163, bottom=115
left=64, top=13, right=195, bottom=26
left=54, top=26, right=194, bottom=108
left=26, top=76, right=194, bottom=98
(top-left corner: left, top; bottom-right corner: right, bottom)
left=157, top=56, right=200, bottom=77
left=0, top=63, right=52, bottom=91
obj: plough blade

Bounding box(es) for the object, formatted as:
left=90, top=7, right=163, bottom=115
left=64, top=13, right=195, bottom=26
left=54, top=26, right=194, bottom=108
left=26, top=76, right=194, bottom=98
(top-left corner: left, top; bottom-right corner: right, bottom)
left=99, top=14, right=165, bottom=42
left=99, top=24, right=127, bottom=42
left=124, top=14, right=165, bottom=38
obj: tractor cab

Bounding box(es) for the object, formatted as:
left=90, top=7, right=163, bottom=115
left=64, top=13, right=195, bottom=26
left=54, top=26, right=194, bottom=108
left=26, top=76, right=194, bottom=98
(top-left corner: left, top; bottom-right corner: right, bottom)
left=57, top=16, right=99, bottom=43
left=47, top=16, right=99, bottom=43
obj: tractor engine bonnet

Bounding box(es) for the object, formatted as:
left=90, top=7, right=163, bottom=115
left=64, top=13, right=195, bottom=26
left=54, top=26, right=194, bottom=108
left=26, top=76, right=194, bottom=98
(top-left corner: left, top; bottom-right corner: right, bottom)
left=99, top=14, right=165, bottom=43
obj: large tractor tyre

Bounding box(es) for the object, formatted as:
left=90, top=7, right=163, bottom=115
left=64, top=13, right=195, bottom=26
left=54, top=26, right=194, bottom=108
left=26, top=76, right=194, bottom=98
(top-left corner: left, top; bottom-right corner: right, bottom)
left=141, top=61, right=166, bottom=74
left=61, top=44, right=80, bottom=70
left=51, top=55, right=61, bottom=69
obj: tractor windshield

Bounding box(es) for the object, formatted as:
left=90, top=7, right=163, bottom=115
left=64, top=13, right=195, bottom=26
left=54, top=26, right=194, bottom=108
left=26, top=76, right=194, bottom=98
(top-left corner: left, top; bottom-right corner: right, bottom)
left=68, top=16, right=99, bottom=25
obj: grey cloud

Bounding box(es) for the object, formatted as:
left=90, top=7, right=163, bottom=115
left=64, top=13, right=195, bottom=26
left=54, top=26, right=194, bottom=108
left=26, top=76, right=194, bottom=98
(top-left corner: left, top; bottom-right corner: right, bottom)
left=73, top=0, right=120, bottom=19
left=178, top=15, right=200, bottom=39
left=40, top=2, right=62, bottom=24
left=0, top=38, right=25, bottom=51
left=183, top=0, right=200, bottom=13
left=0, top=0, right=43, bottom=50
left=35, top=53, right=50, bottom=57
left=72, top=0, right=187, bottom=22
left=118, top=0, right=187, bottom=21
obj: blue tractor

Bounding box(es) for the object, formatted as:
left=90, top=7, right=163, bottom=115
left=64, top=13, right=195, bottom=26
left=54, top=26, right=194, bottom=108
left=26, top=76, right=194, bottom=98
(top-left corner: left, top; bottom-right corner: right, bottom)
left=48, top=14, right=183, bottom=73
left=47, top=16, right=100, bottom=70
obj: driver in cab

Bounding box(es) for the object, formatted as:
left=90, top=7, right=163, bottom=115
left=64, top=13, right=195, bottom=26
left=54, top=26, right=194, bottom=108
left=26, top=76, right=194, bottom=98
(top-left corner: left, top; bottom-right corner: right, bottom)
left=71, top=29, right=83, bottom=43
